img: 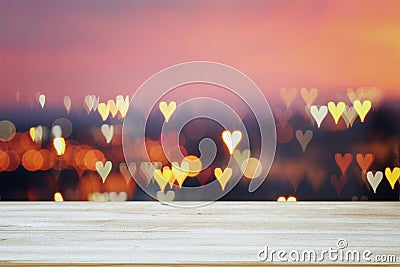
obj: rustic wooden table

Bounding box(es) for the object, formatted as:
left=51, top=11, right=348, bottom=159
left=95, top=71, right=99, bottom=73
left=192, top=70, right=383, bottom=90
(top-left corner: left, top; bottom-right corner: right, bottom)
left=0, top=202, right=399, bottom=266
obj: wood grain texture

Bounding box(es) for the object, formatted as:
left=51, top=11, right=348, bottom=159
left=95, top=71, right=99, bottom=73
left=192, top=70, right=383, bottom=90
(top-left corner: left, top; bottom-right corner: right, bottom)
left=0, top=202, right=399, bottom=266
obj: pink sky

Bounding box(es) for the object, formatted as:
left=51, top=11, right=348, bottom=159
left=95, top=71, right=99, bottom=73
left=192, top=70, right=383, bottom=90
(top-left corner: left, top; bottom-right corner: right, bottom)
left=0, top=0, right=399, bottom=107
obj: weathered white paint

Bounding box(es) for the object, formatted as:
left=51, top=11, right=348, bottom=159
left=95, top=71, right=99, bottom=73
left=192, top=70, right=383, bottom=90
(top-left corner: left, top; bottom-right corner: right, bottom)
left=0, top=202, right=399, bottom=266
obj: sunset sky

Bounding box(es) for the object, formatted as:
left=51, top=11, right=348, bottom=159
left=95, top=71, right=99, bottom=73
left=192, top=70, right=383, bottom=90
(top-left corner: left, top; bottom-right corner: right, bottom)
left=0, top=0, right=400, bottom=107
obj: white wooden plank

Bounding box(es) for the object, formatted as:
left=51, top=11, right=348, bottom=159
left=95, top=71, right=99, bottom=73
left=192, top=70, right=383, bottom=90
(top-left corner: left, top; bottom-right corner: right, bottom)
left=0, top=202, right=399, bottom=266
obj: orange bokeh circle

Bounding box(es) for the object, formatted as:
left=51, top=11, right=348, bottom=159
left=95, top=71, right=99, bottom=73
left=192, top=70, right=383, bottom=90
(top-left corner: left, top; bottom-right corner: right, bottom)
left=6, top=151, right=20, bottom=172
left=22, top=150, right=44, bottom=171
left=84, top=149, right=106, bottom=171
left=0, top=151, right=10, bottom=171
left=39, top=149, right=55, bottom=171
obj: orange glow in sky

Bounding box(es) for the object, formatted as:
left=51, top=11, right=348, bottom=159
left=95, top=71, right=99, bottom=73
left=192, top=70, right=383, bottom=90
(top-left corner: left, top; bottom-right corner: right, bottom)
left=0, top=0, right=399, bottom=107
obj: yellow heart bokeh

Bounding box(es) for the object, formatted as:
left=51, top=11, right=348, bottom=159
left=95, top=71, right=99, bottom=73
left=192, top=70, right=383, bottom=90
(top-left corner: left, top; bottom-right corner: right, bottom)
left=353, top=100, right=372, bottom=123
left=98, top=103, right=110, bottom=121
left=172, top=162, right=189, bottom=188
left=153, top=166, right=173, bottom=192
left=29, top=127, right=35, bottom=142
left=385, top=167, right=400, bottom=189
left=214, top=167, right=232, bottom=191
left=29, top=126, right=43, bottom=143
left=54, top=192, right=64, bottom=202
left=159, top=101, right=176, bottom=123
left=107, top=99, right=118, bottom=118
left=328, top=101, right=345, bottom=124
left=277, top=196, right=297, bottom=202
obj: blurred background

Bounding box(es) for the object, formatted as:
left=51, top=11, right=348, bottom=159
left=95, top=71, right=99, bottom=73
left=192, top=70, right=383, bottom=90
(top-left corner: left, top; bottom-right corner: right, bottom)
left=0, top=0, right=399, bottom=201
